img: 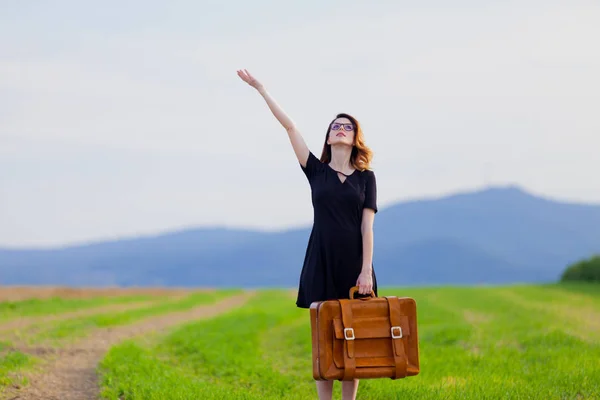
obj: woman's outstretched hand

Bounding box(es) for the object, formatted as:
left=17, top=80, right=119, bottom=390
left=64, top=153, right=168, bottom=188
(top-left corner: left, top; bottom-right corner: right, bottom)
left=237, top=69, right=264, bottom=92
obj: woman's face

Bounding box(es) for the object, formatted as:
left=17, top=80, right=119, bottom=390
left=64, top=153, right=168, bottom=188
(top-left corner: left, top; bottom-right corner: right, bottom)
left=327, top=117, right=355, bottom=146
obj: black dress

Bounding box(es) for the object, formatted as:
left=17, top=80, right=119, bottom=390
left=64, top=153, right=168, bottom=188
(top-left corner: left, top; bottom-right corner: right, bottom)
left=296, top=151, right=378, bottom=309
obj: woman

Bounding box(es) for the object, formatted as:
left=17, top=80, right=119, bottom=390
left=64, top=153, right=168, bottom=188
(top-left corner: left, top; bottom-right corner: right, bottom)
left=237, top=69, right=378, bottom=400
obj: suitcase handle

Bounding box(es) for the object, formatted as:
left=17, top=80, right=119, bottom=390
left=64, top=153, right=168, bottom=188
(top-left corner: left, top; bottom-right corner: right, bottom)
left=349, top=286, right=376, bottom=299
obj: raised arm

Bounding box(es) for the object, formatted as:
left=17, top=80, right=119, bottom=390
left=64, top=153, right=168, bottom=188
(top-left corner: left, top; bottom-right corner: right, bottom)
left=237, top=69, right=310, bottom=167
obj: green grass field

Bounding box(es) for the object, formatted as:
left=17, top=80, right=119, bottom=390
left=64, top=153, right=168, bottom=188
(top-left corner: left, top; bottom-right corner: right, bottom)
left=25, top=289, right=241, bottom=344
left=0, top=294, right=158, bottom=323
left=0, top=289, right=241, bottom=393
left=98, top=283, right=600, bottom=399
left=0, top=339, right=32, bottom=389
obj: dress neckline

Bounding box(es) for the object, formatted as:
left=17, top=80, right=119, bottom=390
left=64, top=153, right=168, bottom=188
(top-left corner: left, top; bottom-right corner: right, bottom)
left=327, top=164, right=357, bottom=177
left=327, top=164, right=357, bottom=184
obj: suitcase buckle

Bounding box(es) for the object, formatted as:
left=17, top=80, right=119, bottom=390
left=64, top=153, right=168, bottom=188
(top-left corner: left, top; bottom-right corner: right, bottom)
left=344, top=328, right=355, bottom=340
left=391, top=326, right=403, bottom=339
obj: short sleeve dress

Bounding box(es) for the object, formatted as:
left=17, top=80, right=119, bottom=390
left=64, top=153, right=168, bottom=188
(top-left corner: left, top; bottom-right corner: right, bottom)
left=296, top=151, right=379, bottom=308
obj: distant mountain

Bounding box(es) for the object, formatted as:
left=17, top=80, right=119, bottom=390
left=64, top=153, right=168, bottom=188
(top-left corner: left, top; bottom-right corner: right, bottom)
left=1, top=185, right=599, bottom=288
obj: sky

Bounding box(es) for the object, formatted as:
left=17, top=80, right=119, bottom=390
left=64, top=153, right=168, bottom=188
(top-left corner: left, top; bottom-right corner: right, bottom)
left=1, top=0, right=599, bottom=248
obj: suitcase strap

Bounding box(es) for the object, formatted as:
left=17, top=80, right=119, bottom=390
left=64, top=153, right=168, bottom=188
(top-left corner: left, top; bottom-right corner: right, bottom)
left=386, top=296, right=408, bottom=379
left=339, top=299, right=356, bottom=381
left=339, top=297, right=408, bottom=381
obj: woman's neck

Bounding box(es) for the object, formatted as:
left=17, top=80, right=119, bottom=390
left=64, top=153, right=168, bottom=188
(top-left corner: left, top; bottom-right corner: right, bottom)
left=328, top=145, right=354, bottom=173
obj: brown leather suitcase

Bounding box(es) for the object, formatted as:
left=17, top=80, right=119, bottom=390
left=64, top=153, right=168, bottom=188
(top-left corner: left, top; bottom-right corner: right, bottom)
left=310, top=286, right=420, bottom=381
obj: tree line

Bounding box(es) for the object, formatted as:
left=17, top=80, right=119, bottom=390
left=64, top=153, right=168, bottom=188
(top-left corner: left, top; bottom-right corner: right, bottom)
left=561, top=254, right=600, bottom=282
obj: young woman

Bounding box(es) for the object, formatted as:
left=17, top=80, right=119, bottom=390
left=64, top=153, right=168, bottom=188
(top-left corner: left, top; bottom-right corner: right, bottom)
left=237, top=69, right=378, bottom=400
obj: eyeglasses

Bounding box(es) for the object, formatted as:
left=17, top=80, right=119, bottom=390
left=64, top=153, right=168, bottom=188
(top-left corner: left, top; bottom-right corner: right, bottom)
left=330, top=123, right=354, bottom=132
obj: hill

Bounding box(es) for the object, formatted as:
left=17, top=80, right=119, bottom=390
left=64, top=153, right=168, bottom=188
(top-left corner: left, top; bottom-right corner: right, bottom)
left=1, top=185, right=599, bottom=287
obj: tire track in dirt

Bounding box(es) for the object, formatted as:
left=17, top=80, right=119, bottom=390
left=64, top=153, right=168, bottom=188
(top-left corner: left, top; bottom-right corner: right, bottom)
left=0, top=287, right=209, bottom=302
left=2, top=291, right=255, bottom=400
left=0, top=299, right=162, bottom=335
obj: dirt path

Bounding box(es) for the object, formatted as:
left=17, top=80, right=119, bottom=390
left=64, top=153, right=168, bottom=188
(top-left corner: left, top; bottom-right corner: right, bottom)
left=0, top=300, right=160, bottom=335
left=2, top=291, right=254, bottom=400
left=0, top=287, right=208, bottom=302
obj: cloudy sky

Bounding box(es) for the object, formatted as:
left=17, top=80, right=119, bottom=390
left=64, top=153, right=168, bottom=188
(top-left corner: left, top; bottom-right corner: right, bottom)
left=1, top=0, right=599, bottom=247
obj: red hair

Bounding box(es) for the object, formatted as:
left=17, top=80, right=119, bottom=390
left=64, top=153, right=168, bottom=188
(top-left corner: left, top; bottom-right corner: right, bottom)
left=320, top=113, right=373, bottom=171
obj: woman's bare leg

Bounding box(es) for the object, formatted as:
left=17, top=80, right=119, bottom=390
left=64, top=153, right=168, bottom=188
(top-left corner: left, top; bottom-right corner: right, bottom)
left=341, top=379, right=359, bottom=400
left=316, top=380, right=334, bottom=400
